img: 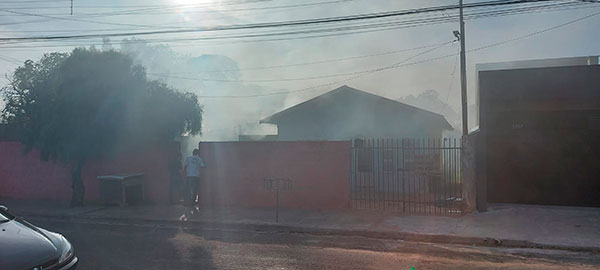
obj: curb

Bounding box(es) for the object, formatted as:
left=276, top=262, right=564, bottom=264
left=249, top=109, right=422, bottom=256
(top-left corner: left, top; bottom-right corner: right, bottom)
left=19, top=212, right=600, bottom=254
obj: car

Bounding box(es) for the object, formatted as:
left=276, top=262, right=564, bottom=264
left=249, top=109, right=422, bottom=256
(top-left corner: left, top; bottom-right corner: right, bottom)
left=0, top=205, right=78, bottom=270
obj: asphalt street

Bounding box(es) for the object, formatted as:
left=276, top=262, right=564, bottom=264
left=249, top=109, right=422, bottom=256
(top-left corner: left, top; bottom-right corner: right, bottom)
left=26, top=217, right=600, bottom=270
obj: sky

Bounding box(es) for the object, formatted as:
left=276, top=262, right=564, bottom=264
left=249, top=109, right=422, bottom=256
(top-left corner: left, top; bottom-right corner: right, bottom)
left=0, top=0, right=598, bottom=140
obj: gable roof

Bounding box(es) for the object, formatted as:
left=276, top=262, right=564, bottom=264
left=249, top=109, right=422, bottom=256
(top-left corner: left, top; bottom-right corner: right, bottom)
left=261, top=85, right=452, bottom=130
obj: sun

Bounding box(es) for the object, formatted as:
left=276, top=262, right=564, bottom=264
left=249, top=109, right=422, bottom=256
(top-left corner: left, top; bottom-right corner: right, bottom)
left=171, top=0, right=222, bottom=22
left=173, top=0, right=217, bottom=6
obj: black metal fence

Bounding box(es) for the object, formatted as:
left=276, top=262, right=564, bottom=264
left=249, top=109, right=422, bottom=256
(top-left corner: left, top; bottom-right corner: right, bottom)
left=350, top=138, right=463, bottom=215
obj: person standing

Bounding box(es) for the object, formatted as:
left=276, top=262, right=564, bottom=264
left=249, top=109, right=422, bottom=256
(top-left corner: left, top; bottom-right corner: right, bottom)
left=183, top=148, right=205, bottom=214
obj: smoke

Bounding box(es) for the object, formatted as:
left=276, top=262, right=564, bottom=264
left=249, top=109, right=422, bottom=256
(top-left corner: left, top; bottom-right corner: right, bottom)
left=398, top=89, right=462, bottom=137
left=118, top=39, right=283, bottom=145
left=117, top=37, right=463, bottom=146
left=90, top=2, right=599, bottom=145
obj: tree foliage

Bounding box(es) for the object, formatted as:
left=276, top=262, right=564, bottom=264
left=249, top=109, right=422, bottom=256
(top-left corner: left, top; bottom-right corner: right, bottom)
left=1, top=48, right=203, bottom=205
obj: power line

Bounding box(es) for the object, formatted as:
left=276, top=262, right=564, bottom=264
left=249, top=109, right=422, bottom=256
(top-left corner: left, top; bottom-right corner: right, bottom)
left=134, top=1, right=596, bottom=77
left=0, top=8, right=185, bottom=29
left=0, top=2, right=592, bottom=54
left=0, top=0, right=589, bottom=30
left=445, top=44, right=460, bottom=102
left=470, top=9, right=600, bottom=52
left=192, top=9, right=600, bottom=98
left=150, top=1, right=594, bottom=47
left=0, top=0, right=585, bottom=42
left=62, top=0, right=331, bottom=20
left=195, top=41, right=455, bottom=98
left=147, top=41, right=457, bottom=83
left=154, top=42, right=450, bottom=74
left=2, top=7, right=597, bottom=98
left=0, top=0, right=69, bottom=3
left=165, top=1, right=597, bottom=46
left=0, top=1, right=592, bottom=50
left=0, top=0, right=352, bottom=29
left=1, top=3, right=597, bottom=82
left=0, top=0, right=355, bottom=36
left=0, top=0, right=350, bottom=16
left=0, top=0, right=273, bottom=27
left=0, top=1, right=591, bottom=39
left=0, top=55, right=22, bottom=65
left=0, top=0, right=270, bottom=9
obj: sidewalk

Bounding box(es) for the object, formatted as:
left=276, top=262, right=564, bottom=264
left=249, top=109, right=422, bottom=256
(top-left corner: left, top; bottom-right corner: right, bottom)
left=2, top=198, right=600, bottom=252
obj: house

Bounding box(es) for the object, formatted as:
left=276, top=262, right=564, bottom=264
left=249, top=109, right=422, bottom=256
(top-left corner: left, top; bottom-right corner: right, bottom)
left=260, top=85, right=452, bottom=141
left=474, top=56, right=600, bottom=208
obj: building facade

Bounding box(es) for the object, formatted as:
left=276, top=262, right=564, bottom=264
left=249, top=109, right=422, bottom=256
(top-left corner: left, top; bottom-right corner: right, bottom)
left=477, top=56, right=600, bottom=207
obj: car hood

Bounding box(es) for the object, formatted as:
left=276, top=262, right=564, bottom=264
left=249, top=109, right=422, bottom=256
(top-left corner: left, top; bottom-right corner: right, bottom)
left=0, top=218, right=63, bottom=270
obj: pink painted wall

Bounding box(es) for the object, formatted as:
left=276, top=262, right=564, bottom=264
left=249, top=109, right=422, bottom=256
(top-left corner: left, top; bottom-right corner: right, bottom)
left=0, top=141, right=172, bottom=203
left=0, top=142, right=71, bottom=201
left=199, top=141, right=351, bottom=210
left=1, top=141, right=351, bottom=210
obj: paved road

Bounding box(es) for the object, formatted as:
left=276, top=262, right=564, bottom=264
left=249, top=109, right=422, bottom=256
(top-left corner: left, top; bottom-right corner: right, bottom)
left=27, top=217, right=600, bottom=270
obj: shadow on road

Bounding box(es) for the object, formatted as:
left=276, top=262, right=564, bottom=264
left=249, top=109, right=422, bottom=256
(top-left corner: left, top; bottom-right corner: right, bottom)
left=31, top=219, right=217, bottom=270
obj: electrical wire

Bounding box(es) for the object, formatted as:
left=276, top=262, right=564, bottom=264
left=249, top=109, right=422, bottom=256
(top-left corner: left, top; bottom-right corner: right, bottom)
left=0, top=0, right=271, bottom=9
left=445, top=45, right=460, bottom=102
left=194, top=40, right=456, bottom=98
left=2, top=5, right=597, bottom=97
left=0, top=54, right=22, bottom=65
left=190, top=9, right=600, bottom=98
left=154, top=42, right=450, bottom=74
left=0, top=0, right=69, bottom=3
left=0, top=1, right=572, bottom=53
left=0, top=0, right=273, bottom=27
left=0, top=1, right=592, bottom=54
left=1, top=1, right=597, bottom=97
left=0, top=0, right=583, bottom=33
left=0, top=0, right=355, bottom=36
left=147, top=41, right=457, bottom=83
left=0, top=0, right=594, bottom=49
left=0, top=0, right=588, bottom=42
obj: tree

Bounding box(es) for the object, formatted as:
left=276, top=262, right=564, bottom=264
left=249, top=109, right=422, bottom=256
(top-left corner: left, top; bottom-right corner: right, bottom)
left=1, top=48, right=202, bottom=206
left=119, top=38, right=285, bottom=141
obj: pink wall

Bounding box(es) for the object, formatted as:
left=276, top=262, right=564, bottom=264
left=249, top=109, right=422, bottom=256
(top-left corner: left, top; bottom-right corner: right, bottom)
left=199, top=141, right=351, bottom=210
left=0, top=142, right=71, bottom=201
left=0, top=141, right=172, bottom=203
left=1, top=141, right=351, bottom=210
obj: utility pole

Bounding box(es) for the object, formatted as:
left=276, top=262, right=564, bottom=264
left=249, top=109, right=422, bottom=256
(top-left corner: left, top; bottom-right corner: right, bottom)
left=459, top=0, right=468, bottom=135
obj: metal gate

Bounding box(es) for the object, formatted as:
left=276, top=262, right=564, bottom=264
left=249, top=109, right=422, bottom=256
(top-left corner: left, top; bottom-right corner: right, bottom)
left=350, top=138, right=463, bottom=215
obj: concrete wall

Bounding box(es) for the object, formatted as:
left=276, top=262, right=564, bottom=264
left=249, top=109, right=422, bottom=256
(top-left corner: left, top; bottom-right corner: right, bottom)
left=0, top=142, right=71, bottom=201
left=1, top=141, right=352, bottom=210
left=198, top=141, right=351, bottom=209
left=0, top=141, right=172, bottom=203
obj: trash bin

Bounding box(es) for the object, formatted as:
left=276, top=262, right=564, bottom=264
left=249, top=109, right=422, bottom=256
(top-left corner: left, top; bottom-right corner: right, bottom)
left=97, top=173, right=145, bottom=206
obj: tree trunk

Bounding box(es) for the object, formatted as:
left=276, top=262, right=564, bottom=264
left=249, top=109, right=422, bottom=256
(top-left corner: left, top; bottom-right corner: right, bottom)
left=70, top=160, right=85, bottom=207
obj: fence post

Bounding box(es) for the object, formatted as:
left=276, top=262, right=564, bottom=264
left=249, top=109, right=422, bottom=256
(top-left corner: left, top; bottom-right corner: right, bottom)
left=349, top=139, right=354, bottom=209
left=401, top=138, right=405, bottom=213
left=276, top=188, right=279, bottom=222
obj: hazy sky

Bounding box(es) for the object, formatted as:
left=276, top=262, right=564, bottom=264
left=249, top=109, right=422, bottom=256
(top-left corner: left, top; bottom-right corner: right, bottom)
left=1, top=0, right=598, bottom=139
